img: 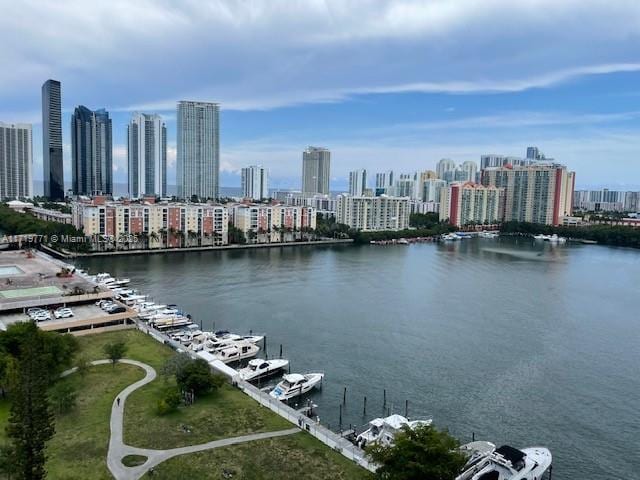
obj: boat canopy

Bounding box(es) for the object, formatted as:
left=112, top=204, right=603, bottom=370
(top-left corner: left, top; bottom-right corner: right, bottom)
left=283, top=373, right=305, bottom=383
left=495, top=445, right=526, bottom=466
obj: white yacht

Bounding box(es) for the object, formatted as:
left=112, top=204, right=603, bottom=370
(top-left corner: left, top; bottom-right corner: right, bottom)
left=355, top=414, right=432, bottom=448
left=269, top=373, right=324, bottom=401
left=213, top=341, right=260, bottom=363
left=479, top=231, right=499, bottom=239
left=442, top=233, right=461, bottom=241
left=533, top=234, right=566, bottom=244
left=455, top=445, right=552, bottom=480
left=459, top=441, right=496, bottom=471
left=238, top=358, right=289, bottom=382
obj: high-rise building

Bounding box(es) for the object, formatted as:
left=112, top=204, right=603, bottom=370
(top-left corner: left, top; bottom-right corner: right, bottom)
left=482, top=163, right=575, bottom=225
left=526, top=146, right=546, bottom=160
left=458, top=161, right=478, bottom=183
left=241, top=165, right=269, bottom=200
left=436, top=158, right=456, bottom=182
left=127, top=113, right=167, bottom=199
left=302, top=146, right=330, bottom=195
left=336, top=195, right=410, bottom=231
left=348, top=169, right=367, bottom=196
left=0, top=122, right=32, bottom=199
left=394, top=173, right=416, bottom=198
left=439, top=182, right=501, bottom=227
left=177, top=101, right=220, bottom=200
left=42, top=79, right=64, bottom=200
left=422, top=178, right=447, bottom=203
left=375, top=171, right=394, bottom=195
left=480, top=154, right=527, bottom=170
left=71, top=106, right=112, bottom=195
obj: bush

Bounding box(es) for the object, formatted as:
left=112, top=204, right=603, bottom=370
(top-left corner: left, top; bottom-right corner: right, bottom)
left=175, top=358, right=224, bottom=396
left=156, top=387, right=181, bottom=415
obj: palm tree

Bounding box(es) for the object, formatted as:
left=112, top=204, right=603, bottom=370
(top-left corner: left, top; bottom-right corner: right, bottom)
left=149, top=231, right=159, bottom=249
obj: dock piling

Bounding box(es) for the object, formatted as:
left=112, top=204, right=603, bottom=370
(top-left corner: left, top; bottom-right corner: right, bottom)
left=363, top=396, right=367, bottom=416
left=343, top=387, right=347, bottom=404
left=405, top=399, right=408, bottom=418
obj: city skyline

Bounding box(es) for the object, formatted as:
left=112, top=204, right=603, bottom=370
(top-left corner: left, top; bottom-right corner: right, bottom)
left=2, top=2, right=640, bottom=191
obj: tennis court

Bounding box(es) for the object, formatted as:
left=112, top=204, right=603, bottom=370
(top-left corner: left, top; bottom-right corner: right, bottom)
left=0, top=286, right=62, bottom=299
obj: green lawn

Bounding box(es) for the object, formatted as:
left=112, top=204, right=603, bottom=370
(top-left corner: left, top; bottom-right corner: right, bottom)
left=46, top=364, right=143, bottom=480
left=141, top=432, right=373, bottom=480
left=125, top=380, right=291, bottom=449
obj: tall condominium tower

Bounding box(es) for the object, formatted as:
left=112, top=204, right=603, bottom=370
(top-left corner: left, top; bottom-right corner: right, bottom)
left=302, top=146, right=330, bottom=195
left=127, top=113, right=167, bottom=198
left=348, top=169, right=367, bottom=196
left=241, top=165, right=269, bottom=200
left=0, top=122, right=32, bottom=199
left=42, top=79, right=64, bottom=200
left=482, top=163, right=575, bottom=225
left=71, top=106, right=112, bottom=195
left=176, top=101, right=220, bottom=200
left=436, top=158, right=456, bottom=182
left=375, top=170, right=394, bottom=195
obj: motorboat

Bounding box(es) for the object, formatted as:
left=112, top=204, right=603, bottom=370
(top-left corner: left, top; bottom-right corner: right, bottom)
left=269, top=373, right=324, bottom=401
left=213, top=341, right=260, bottom=363
left=479, top=231, right=499, bottom=239
left=238, top=358, right=289, bottom=382
left=355, top=414, right=432, bottom=448
left=459, top=441, right=496, bottom=471
left=455, top=445, right=552, bottom=480
left=533, top=234, right=566, bottom=244
left=442, top=233, right=460, bottom=241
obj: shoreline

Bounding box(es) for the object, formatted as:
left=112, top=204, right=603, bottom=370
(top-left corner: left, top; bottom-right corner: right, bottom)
left=41, top=238, right=354, bottom=259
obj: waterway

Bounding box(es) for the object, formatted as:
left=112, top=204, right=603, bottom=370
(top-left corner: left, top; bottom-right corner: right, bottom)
left=76, top=238, right=640, bottom=479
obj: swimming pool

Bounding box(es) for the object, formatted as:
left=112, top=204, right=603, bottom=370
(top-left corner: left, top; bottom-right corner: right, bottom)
left=0, top=265, right=24, bottom=276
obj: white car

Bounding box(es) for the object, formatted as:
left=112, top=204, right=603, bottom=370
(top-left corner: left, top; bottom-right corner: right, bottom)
left=28, top=308, right=47, bottom=319
left=33, top=312, right=51, bottom=322
left=54, top=308, right=73, bottom=319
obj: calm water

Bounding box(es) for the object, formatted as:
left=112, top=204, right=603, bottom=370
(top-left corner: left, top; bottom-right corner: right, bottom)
left=77, top=239, right=640, bottom=479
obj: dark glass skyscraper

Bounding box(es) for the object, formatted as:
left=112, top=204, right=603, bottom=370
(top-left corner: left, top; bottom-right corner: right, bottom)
left=42, top=79, right=64, bottom=199
left=71, top=106, right=112, bottom=195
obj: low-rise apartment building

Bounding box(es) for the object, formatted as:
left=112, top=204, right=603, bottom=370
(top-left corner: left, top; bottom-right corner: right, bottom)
left=73, top=197, right=228, bottom=248
left=336, top=195, right=410, bottom=231
left=231, top=203, right=317, bottom=242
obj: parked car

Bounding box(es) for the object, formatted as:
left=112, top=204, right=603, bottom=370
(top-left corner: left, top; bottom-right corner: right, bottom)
left=54, top=308, right=73, bottom=319
left=107, top=306, right=126, bottom=314
left=28, top=308, right=48, bottom=319
left=33, top=312, right=51, bottom=322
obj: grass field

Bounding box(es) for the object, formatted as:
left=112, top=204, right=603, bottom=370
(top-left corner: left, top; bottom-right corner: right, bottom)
left=0, top=329, right=372, bottom=479
left=141, top=432, right=373, bottom=480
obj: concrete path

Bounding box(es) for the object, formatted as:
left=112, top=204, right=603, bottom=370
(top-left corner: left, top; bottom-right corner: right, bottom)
left=65, top=359, right=299, bottom=480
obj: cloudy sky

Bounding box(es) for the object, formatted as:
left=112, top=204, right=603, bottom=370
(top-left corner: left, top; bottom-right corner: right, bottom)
left=2, top=0, right=640, bottom=190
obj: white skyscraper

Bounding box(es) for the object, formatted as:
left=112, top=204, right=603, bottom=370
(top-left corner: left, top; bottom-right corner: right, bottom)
left=460, top=161, right=478, bottom=183
left=375, top=171, right=394, bottom=195
left=302, top=146, right=331, bottom=195
left=0, top=122, right=32, bottom=199
left=241, top=165, right=269, bottom=200
left=177, top=101, right=220, bottom=200
left=436, top=158, right=456, bottom=182
left=349, top=169, right=367, bottom=196
left=127, top=113, right=167, bottom=198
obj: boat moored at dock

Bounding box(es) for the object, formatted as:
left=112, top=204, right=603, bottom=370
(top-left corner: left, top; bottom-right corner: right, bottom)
left=269, top=373, right=324, bottom=401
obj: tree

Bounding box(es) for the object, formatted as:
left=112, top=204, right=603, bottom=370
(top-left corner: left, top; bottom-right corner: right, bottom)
left=175, top=359, right=224, bottom=396
left=103, top=341, right=127, bottom=367
left=5, top=325, right=56, bottom=480
left=49, top=382, right=77, bottom=414
left=367, top=424, right=467, bottom=480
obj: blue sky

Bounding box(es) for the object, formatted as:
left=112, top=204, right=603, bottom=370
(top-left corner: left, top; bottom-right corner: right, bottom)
left=2, top=0, right=640, bottom=190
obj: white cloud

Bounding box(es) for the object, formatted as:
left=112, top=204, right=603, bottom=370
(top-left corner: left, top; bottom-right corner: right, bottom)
left=3, top=1, right=640, bottom=113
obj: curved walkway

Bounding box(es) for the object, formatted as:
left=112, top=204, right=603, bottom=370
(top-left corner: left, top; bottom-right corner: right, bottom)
left=64, top=359, right=299, bottom=480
